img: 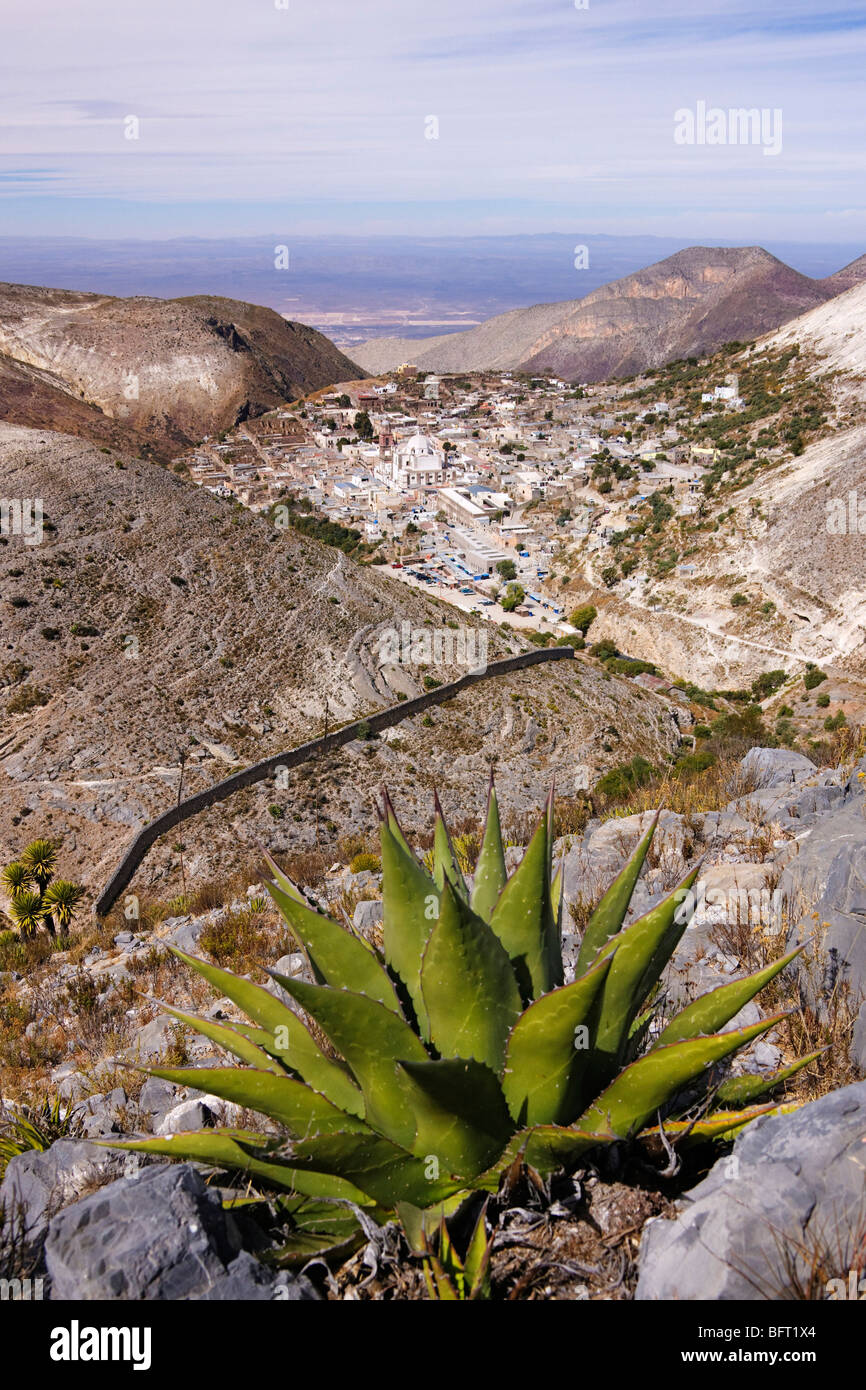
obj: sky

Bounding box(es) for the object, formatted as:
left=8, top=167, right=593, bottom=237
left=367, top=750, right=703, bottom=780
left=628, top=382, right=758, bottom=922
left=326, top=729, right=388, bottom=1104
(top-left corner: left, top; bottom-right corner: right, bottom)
left=1, top=0, right=864, bottom=243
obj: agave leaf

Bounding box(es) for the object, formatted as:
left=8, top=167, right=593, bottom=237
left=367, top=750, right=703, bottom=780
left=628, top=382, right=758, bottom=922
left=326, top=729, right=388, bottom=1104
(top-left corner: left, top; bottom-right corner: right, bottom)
left=398, top=1059, right=513, bottom=1178
left=378, top=820, right=436, bottom=1039
left=285, top=1130, right=466, bottom=1207
left=169, top=948, right=363, bottom=1118
left=432, top=791, right=469, bottom=899
left=470, top=779, right=507, bottom=921
left=575, top=814, right=658, bottom=973
left=655, top=942, right=808, bottom=1049
left=268, top=1196, right=369, bottom=1267
left=153, top=1002, right=285, bottom=1073
left=489, top=807, right=561, bottom=1003
left=715, top=1050, right=827, bottom=1107
left=636, top=1104, right=781, bottom=1149
left=501, top=953, right=612, bottom=1126
left=463, top=1200, right=493, bottom=1299
left=381, top=786, right=416, bottom=859
left=551, top=862, right=563, bottom=931
left=143, top=1065, right=368, bottom=1139
left=578, top=1013, right=786, bottom=1139
left=103, top=1129, right=374, bottom=1204
left=420, top=878, right=522, bottom=1072
left=586, top=863, right=702, bottom=1090
left=260, top=848, right=307, bottom=903
left=274, top=976, right=428, bottom=1148
left=494, top=1124, right=603, bottom=1178
left=266, top=879, right=399, bottom=1012
left=397, top=1194, right=470, bottom=1252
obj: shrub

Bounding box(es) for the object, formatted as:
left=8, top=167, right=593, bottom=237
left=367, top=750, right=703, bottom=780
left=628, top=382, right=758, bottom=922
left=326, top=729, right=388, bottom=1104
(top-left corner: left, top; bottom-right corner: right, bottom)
left=7, top=686, right=49, bottom=715
left=693, top=724, right=712, bottom=739
left=804, top=669, right=827, bottom=690
left=569, top=604, right=597, bottom=635
left=816, top=693, right=831, bottom=709
left=730, top=593, right=749, bottom=608
left=594, top=755, right=656, bottom=801
left=349, top=852, right=382, bottom=874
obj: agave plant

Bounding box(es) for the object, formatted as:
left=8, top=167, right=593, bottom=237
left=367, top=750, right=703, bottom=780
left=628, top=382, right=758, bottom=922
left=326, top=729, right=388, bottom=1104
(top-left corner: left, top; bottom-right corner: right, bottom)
left=110, top=786, right=819, bottom=1261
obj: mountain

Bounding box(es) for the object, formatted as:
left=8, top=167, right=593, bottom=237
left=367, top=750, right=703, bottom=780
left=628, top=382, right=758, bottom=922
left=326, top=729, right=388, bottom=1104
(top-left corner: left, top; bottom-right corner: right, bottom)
left=0, top=283, right=363, bottom=458
left=0, top=424, right=680, bottom=897
left=820, top=253, right=866, bottom=295
left=354, top=246, right=846, bottom=381
left=563, top=280, right=866, bottom=692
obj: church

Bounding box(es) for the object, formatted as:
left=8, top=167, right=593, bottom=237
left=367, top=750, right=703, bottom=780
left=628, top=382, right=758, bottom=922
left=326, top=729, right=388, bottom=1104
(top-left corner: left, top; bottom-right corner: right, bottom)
left=375, top=430, right=452, bottom=489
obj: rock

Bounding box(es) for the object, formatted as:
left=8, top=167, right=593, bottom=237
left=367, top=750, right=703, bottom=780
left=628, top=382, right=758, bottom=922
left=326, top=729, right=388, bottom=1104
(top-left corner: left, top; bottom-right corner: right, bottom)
left=266, top=953, right=306, bottom=1010
left=163, top=915, right=209, bottom=953
left=636, top=1081, right=866, bottom=1300
left=352, top=899, right=383, bottom=932
left=194, top=1250, right=318, bottom=1301
left=740, top=747, right=818, bottom=788
left=78, top=1087, right=128, bottom=1138
left=138, top=1075, right=180, bottom=1120
left=154, top=1099, right=212, bottom=1135
left=781, top=799, right=866, bottom=1072
left=131, top=1014, right=177, bottom=1061
left=0, top=1139, right=144, bottom=1247
left=44, top=1162, right=309, bottom=1301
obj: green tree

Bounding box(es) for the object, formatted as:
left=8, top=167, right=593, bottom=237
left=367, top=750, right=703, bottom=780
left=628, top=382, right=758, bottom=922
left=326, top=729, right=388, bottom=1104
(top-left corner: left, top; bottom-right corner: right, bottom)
left=569, top=604, right=597, bottom=635
left=354, top=411, right=374, bottom=442
left=500, top=582, right=525, bottom=612
left=496, top=559, right=517, bottom=581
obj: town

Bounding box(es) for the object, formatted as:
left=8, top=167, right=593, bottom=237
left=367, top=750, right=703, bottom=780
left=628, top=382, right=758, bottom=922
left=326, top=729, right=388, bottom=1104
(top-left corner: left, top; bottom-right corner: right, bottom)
left=179, top=358, right=752, bottom=635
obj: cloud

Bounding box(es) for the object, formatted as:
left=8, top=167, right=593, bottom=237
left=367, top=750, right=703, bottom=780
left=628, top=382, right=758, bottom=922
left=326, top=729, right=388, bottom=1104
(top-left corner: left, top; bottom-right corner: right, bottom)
left=0, top=0, right=862, bottom=239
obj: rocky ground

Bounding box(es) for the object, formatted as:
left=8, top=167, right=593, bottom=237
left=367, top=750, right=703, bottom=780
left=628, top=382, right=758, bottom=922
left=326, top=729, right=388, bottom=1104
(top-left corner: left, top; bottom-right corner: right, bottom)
left=0, top=423, right=684, bottom=903
left=1, top=746, right=864, bottom=1300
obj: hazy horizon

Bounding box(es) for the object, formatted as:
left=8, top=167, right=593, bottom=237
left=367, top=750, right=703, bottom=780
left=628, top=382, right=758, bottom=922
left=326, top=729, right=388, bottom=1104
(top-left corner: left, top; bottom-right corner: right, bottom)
left=2, top=1, right=864, bottom=243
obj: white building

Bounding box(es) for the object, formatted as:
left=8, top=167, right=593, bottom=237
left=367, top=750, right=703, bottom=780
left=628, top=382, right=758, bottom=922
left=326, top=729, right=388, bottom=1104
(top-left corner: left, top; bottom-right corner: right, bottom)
left=378, top=433, right=450, bottom=488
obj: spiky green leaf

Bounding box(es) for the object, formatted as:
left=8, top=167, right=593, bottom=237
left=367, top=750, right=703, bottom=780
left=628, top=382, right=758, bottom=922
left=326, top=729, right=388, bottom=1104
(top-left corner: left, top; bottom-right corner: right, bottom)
left=489, top=807, right=561, bottom=1002
left=655, top=942, right=808, bottom=1048
left=578, top=1013, right=786, bottom=1138
left=273, top=976, right=428, bottom=1148
left=715, top=1050, right=826, bottom=1107
left=575, top=814, right=658, bottom=973
left=169, top=948, right=363, bottom=1117
left=398, top=1059, right=513, bottom=1178
left=501, top=953, right=611, bottom=1126
left=266, top=878, right=399, bottom=1012
left=420, top=878, right=521, bottom=1072
left=470, top=781, right=507, bottom=920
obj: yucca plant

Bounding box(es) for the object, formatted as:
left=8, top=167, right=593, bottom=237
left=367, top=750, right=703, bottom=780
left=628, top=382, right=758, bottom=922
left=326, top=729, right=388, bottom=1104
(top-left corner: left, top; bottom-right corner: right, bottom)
left=110, top=785, right=818, bottom=1263
left=2, top=841, right=84, bottom=938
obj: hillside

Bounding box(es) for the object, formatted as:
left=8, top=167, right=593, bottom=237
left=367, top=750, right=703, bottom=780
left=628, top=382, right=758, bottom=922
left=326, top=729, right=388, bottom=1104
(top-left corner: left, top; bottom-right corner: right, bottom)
left=354, top=246, right=842, bottom=381
left=0, top=283, right=363, bottom=458
left=554, top=284, right=866, bottom=695
left=0, top=424, right=681, bottom=900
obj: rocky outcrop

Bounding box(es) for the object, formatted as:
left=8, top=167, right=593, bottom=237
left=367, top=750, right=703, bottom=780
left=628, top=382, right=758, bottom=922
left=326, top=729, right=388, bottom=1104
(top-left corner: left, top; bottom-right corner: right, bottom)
left=636, top=1081, right=866, bottom=1299
left=0, top=281, right=363, bottom=457
left=781, top=756, right=866, bottom=1071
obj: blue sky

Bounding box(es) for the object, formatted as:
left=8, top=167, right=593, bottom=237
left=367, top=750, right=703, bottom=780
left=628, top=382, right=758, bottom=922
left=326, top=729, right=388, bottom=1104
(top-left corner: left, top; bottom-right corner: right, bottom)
left=1, top=0, right=864, bottom=241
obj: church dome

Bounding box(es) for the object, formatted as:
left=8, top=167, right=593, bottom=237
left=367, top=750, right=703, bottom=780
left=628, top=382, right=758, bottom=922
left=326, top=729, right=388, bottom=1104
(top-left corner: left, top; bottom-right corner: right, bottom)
left=403, top=433, right=437, bottom=455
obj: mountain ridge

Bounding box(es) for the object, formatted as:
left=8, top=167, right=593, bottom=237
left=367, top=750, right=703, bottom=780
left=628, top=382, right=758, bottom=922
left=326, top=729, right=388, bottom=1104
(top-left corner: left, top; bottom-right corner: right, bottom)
left=354, top=245, right=862, bottom=381
left=0, top=283, right=364, bottom=458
